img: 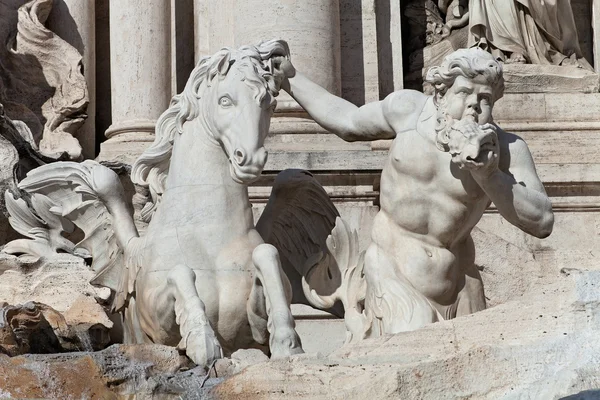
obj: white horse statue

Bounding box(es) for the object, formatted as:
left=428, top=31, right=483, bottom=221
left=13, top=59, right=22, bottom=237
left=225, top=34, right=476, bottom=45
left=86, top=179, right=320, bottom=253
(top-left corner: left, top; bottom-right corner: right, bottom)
left=3, top=40, right=321, bottom=366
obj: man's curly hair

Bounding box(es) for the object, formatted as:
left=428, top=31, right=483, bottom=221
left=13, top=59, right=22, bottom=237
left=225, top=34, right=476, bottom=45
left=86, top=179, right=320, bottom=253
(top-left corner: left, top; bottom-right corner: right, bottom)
left=426, top=47, right=504, bottom=104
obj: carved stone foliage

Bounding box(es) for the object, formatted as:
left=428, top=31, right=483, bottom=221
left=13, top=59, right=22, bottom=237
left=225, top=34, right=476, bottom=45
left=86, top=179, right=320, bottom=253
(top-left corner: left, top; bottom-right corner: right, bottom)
left=0, top=102, right=63, bottom=245
left=0, top=0, right=88, bottom=160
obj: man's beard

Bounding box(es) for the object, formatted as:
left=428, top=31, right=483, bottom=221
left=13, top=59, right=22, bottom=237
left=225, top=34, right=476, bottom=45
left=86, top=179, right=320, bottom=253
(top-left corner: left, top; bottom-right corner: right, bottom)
left=434, top=98, right=455, bottom=152
left=434, top=98, right=486, bottom=153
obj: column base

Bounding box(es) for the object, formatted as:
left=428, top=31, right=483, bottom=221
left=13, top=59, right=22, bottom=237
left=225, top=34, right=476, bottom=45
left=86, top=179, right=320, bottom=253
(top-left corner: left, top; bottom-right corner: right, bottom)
left=98, top=120, right=157, bottom=165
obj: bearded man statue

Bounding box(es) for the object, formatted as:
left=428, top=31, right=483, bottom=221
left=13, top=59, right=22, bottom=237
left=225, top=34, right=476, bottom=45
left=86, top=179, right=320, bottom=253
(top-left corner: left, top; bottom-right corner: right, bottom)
left=273, top=47, right=554, bottom=335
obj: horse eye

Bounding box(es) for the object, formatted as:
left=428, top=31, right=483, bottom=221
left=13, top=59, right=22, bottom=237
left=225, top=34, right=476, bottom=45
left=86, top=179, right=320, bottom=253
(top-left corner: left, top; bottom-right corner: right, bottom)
left=219, top=96, right=233, bottom=107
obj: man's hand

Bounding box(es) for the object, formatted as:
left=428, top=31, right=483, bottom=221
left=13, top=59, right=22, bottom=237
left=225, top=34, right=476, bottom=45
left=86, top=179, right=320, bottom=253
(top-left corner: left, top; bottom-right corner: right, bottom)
left=469, top=122, right=500, bottom=181
left=271, top=56, right=296, bottom=92
left=447, top=120, right=499, bottom=179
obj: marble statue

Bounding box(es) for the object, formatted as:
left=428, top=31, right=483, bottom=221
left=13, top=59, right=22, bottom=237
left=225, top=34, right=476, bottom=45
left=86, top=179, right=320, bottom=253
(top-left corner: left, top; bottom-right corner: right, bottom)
left=468, top=0, right=588, bottom=67
left=439, top=0, right=469, bottom=39
left=2, top=40, right=309, bottom=367
left=273, top=47, right=554, bottom=339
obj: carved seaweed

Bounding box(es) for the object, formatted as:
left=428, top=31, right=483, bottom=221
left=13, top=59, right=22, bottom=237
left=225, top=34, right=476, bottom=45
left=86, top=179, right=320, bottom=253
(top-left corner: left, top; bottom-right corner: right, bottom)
left=255, top=169, right=369, bottom=339
left=3, top=161, right=126, bottom=292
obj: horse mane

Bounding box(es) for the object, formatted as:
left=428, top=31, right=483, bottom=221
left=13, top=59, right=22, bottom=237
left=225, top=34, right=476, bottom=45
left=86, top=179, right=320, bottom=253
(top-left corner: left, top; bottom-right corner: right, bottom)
left=130, top=39, right=289, bottom=222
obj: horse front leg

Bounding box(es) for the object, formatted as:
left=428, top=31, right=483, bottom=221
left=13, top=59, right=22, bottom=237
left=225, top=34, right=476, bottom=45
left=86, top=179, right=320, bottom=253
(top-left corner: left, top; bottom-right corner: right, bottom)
left=139, top=264, right=222, bottom=367
left=250, top=243, right=303, bottom=357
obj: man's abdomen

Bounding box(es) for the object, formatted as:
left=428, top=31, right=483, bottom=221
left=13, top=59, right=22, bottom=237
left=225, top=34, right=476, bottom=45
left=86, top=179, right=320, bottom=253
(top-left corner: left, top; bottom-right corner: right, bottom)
left=369, top=210, right=459, bottom=304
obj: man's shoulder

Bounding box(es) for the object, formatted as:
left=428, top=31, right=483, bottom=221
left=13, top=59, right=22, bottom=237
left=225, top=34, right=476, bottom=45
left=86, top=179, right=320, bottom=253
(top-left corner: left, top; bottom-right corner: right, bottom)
left=381, top=89, right=430, bottom=127
left=494, top=125, right=533, bottom=169
left=495, top=125, right=528, bottom=150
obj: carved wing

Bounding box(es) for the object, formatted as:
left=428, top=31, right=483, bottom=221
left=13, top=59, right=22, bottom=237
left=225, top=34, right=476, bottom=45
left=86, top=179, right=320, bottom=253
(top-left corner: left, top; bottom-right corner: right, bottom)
left=3, top=161, right=139, bottom=307
left=256, top=169, right=344, bottom=316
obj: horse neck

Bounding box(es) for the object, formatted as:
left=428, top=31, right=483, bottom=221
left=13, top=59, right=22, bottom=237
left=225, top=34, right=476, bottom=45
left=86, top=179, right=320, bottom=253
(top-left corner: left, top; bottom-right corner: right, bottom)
left=162, top=119, right=251, bottom=222
left=167, top=119, right=234, bottom=187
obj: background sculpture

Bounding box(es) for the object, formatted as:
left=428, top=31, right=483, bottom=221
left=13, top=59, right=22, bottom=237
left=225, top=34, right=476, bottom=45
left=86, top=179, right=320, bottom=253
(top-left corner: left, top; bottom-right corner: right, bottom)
left=0, top=0, right=88, bottom=160
left=403, top=0, right=594, bottom=91
left=469, top=0, right=590, bottom=67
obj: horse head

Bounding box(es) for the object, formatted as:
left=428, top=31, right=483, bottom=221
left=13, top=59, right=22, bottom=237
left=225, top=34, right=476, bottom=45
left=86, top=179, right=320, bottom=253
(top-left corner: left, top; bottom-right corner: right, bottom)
left=197, top=40, right=289, bottom=184
left=131, top=40, right=289, bottom=215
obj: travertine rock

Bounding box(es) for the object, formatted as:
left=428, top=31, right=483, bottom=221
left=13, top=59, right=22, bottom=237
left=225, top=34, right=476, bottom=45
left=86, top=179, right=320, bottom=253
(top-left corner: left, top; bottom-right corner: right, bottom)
left=0, top=253, right=110, bottom=313
left=0, top=344, right=199, bottom=399
left=0, top=299, right=115, bottom=355
left=0, top=302, right=69, bottom=355
left=63, top=294, right=114, bottom=351
left=213, top=270, right=600, bottom=400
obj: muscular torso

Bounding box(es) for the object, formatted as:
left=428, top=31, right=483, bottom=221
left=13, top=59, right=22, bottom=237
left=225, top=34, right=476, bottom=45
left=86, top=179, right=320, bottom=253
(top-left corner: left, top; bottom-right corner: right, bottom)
left=368, top=96, right=492, bottom=305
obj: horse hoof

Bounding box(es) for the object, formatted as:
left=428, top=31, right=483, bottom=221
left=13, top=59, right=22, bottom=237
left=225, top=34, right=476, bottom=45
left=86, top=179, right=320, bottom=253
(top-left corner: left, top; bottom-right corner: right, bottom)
left=186, top=329, right=223, bottom=368
left=270, top=328, right=304, bottom=358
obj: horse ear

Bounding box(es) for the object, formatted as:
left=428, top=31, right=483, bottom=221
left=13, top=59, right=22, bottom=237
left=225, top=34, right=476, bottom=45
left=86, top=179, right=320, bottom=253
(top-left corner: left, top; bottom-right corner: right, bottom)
left=217, top=52, right=231, bottom=75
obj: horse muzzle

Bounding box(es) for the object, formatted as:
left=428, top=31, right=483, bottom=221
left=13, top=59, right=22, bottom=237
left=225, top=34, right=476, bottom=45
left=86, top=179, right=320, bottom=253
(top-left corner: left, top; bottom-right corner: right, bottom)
left=229, top=147, right=268, bottom=184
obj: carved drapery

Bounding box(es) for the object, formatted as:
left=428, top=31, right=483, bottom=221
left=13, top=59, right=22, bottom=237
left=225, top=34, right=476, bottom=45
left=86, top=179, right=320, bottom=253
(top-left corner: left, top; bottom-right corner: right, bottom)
left=0, top=0, right=88, bottom=160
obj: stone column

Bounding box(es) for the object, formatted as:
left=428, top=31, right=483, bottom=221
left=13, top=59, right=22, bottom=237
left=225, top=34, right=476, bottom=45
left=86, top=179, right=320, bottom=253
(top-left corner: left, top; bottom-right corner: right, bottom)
left=193, top=0, right=234, bottom=61
left=233, top=1, right=341, bottom=108
left=229, top=0, right=341, bottom=136
left=593, top=0, right=600, bottom=73
left=99, top=0, right=171, bottom=165
left=194, top=1, right=340, bottom=117
left=193, top=0, right=210, bottom=63
left=47, top=0, right=96, bottom=159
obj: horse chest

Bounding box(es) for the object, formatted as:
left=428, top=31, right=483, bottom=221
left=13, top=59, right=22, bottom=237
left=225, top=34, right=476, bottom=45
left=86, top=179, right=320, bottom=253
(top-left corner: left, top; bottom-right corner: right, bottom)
left=144, top=186, right=257, bottom=271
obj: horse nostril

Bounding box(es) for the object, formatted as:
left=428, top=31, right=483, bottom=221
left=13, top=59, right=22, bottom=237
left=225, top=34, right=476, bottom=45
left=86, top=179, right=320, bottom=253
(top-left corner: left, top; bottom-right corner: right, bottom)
left=233, top=149, right=245, bottom=165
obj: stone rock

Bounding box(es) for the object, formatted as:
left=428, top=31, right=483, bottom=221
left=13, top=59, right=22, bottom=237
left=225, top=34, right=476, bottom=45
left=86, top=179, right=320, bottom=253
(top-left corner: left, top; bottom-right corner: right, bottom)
left=0, top=300, right=115, bottom=355
left=0, top=343, right=234, bottom=399
left=471, top=225, right=543, bottom=307
left=0, top=253, right=115, bottom=352
left=1, top=338, right=267, bottom=398
left=0, top=253, right=111, bottom=314
left=213, top=270, right=600, bottom=399
left=63, top=294, right=114, bottom=351
left=214, top=348, right=270, bottom=377
left=0, top=301, right=68, bottom=356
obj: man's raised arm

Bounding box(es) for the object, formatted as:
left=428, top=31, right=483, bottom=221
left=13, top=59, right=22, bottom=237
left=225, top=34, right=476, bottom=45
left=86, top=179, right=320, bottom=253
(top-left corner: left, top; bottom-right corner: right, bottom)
left=275, top=58, right=418, bottom=142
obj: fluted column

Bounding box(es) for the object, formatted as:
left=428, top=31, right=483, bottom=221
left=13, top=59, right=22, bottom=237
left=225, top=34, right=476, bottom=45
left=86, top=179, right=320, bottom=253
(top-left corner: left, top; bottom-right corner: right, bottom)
left=47, top=0, right=96, bottom=159
left=233, top=0, right=341, bottom=108
left=99, top=0, right=171, bottom=165
left=193, top=0, right=234, bottom=61
left=194, top=0, right=341, bottom=134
